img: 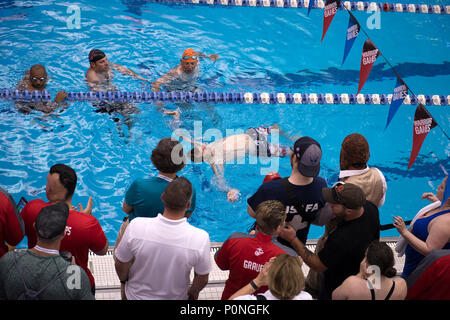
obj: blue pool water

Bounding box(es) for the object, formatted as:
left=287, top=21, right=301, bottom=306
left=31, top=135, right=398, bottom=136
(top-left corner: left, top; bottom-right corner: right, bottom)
left=0, top=0, right=449, bottom=246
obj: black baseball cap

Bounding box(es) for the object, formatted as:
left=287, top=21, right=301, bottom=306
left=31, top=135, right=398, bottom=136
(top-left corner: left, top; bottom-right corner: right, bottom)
left=322, top=183, right=366, bottom=209
left=35, top=202, right=69, bottom=240
left=292, top=137, right=322, bottom=177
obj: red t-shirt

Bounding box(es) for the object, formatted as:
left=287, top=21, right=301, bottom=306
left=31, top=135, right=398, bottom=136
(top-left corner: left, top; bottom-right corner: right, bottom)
left=0, top=192, right=24, bottom=258
left=406, top=254, right=450, bottom=300
left=20, top=199, right=108, bottom=288
left=214, top=231, right=298, bottom=300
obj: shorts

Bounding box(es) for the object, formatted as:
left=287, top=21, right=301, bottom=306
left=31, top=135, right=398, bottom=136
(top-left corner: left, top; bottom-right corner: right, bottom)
left=245, top=127, right=271, bottom=158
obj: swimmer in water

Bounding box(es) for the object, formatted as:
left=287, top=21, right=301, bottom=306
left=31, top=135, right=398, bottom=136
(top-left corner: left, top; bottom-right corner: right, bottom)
left=179, top=125, right=291, bottom=202
left=151, top=48, right=220, bottom=126
left=85, top=49, right=151, bottom=130
left=15, top=64, right=68, bottom=114
left=151, top=48, right=219, bottom=93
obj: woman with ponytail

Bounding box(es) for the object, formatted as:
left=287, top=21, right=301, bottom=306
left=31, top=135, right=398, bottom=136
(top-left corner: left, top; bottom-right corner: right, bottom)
left=332, top=241, right=407, bottom=300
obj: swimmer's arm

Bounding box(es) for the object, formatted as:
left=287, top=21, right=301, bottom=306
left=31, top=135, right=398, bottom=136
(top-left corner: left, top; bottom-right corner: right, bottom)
left=151, top=68, right=177, bottom=92
left=110, top=62, right=150, bottom=83
left=197, top=52, right=219, bottom=62
left=177, top=134, right=205, bottom=148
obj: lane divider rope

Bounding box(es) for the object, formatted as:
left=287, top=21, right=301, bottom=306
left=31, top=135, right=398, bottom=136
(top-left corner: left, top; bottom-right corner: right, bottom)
left=1, top=89, right=449, bottom=105
left=143, top=0, right=450, bottom=15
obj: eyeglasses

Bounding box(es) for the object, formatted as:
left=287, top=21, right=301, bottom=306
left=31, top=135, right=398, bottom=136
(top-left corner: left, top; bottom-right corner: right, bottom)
left=31, top=77, right=46, bottom=82
left=182, top=55, right=198, bottom=61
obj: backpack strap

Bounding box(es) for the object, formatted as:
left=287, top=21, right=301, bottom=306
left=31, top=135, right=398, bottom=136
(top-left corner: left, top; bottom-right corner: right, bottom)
left=14, top=251, right=68, bottom=299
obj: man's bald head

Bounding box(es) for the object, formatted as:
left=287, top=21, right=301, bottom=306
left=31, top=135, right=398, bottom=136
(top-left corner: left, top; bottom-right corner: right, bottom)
left=29, top=64, right=48, bottom=89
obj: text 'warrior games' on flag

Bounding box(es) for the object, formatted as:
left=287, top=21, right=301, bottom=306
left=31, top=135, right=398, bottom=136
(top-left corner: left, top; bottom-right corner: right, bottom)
left=408, top=104, right=437, bottom=169
left=342, top=12, right=360, bottom=65
left=357, top=39, right=381, bottom=94
left=385, top=77, right=408, bottom=129
left=322, top=0, right=340, bottom=41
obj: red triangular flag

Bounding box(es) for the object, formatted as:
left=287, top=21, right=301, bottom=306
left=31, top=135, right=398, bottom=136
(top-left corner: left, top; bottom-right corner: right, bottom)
left=357, top=39, right=381, bottom=94
left=408, top=104, right=437, bottom=169
left=321, top=0, right=340, bottom=42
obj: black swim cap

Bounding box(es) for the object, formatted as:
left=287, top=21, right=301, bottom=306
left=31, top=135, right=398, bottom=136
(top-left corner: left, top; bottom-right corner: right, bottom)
left=89, top=49, right=106, bottom=63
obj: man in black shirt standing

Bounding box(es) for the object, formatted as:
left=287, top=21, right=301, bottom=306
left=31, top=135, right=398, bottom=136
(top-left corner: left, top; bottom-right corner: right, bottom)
left=280, top=183, right=380, bottom=300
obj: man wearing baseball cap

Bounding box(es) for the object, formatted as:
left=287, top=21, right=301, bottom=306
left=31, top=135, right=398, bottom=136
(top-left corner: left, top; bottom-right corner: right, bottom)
left=279, top=182, right=380, bottom=300
left=247, top=136, right=334, bottom=247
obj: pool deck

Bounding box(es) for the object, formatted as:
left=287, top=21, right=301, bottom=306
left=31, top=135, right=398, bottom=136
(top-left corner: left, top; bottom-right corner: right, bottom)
left=91, top=237, right=404, bottom=300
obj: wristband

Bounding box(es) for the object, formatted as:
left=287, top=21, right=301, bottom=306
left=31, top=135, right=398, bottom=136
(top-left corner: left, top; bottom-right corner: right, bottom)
left=289, top=235, right=297, bottom=243
left=249, top=279, right=260, bottom=291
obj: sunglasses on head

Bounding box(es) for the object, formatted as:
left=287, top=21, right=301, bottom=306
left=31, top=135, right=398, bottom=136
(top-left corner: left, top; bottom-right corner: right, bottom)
left=31, top=77, right=46, bottom=81
left=331, top=181, right=346, bottom=206
left=182, top=55, right=198, bottom=61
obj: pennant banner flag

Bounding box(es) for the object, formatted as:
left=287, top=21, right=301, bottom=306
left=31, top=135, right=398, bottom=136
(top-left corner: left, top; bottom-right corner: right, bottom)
left=342, top=13, right=360, bottom=65
left=357, top=39, right=381, bottom=94
left=408, top=104, right=437, bottom=169
left=321, top=0, right=340, bottom=42
left=308, top=0, right=314, bottom=15
left=385, top=77, right=408, bottom=129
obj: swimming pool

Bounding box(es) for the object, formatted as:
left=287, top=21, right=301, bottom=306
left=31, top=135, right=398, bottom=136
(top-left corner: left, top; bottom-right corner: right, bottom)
left=0, top=0, right=449, bottom=246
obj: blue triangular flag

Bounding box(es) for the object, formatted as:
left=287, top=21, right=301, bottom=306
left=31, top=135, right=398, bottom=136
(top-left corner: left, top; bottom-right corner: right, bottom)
left=385, top=77, right=408, bottom=129
left=342, top=13, right=360, bottom=65
left=308, top=0, right=314, bottom=15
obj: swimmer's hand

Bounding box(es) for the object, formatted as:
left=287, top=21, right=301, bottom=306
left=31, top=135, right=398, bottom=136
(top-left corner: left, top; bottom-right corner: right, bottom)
left=164, top=109, right=179, bottom=117
left=208, top=54, right=219, bottom=62
left=54, top=91, right=67, bottom=103
left=227, top=188, right=240, bottom=202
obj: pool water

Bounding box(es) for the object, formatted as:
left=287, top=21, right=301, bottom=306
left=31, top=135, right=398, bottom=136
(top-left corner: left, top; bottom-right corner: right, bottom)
left=0, top=0, right=449, bottom=246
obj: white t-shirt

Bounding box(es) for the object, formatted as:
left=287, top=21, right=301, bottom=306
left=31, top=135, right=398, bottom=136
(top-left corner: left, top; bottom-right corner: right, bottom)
left=233, top=289, right=313, bottom=300
left=115, top=214, right=211, bottom=300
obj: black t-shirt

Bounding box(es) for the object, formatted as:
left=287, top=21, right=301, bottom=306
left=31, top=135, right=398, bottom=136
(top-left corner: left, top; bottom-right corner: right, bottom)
left=247, top=177, right=327, bottom=245
left=317, top=201, right=380, bottom=300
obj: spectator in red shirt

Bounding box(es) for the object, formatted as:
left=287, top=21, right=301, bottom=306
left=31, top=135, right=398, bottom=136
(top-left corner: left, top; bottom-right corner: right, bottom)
left=0, top=187, right=24, bottom=258
left=215, top=200, right=299, bottom=300
left=406, top=249, right=450, bottom=300
left=20, top=164, right=108, bottom=294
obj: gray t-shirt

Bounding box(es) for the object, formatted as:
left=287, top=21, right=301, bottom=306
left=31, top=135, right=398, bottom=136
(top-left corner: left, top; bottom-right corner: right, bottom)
left=0, top=250, right=94, bottom=300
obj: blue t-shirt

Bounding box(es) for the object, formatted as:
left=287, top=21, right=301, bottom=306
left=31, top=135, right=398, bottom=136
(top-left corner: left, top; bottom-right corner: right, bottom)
left=247, top=177, right=327, bottom=244
left=125, top=175, right=196, bottom=221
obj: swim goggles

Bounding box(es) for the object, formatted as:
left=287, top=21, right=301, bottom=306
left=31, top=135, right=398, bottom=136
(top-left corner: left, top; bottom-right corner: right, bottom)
left=182, top=55, right=198, bottom=61
left=31, top=77, right=46, bottom=81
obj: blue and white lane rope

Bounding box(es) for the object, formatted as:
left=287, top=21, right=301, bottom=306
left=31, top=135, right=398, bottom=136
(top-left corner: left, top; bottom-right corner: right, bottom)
left=1, top=89, right=449, bottom=105
left=141, top=0, right=450, bottom=15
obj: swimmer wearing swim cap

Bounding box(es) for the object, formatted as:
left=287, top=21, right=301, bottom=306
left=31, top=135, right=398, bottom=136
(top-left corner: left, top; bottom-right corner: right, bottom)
left=85, top=48, right=151, bottom=92
left=151, top=48, right=219, bottom=93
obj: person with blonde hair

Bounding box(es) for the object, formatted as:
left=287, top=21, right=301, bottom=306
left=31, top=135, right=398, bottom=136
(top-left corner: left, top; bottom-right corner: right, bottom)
left=215, top=200, right=298, bottom=300
left=230, top=254, right=312, bottom=300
